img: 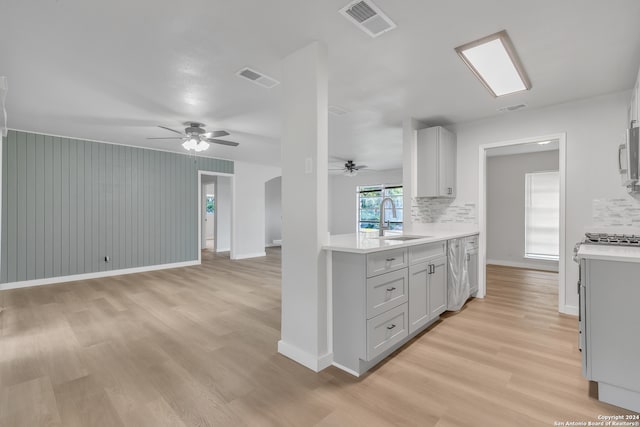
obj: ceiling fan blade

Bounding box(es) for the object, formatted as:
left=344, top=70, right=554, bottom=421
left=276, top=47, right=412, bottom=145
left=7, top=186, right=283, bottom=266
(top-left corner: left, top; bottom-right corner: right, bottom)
left=205, top=138, right=240, bottom=147
left=204, top=130, right=230, bottom=138
left=355, top=165, right=368, bottom=170
left=158, top=125, right=185, bottom=136
left=146, top=137, right=186, bottom=140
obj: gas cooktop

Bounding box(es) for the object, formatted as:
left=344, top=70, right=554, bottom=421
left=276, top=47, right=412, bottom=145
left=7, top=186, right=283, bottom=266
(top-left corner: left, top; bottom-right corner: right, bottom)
left=584, top=232, right=640, bottom=246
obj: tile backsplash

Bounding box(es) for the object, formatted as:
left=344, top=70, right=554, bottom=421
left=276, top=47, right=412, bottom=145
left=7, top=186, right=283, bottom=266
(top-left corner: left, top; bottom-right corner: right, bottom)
left=593, top=197, right=640, bottom=227
left=412, top=198, right=477, bottom=224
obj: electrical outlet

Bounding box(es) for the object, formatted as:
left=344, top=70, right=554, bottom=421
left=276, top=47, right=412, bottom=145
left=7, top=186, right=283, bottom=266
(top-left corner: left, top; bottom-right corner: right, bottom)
left=104, top=256, right=110, bottom=263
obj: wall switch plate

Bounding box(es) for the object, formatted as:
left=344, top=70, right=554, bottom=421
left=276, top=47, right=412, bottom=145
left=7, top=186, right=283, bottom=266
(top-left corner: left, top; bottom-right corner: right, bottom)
left=305, top=158, right=313, bottom=174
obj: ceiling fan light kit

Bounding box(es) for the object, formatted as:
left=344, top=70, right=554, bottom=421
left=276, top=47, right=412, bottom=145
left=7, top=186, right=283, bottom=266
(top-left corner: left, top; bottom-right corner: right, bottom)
left=182, top=138, right=210, bottom=152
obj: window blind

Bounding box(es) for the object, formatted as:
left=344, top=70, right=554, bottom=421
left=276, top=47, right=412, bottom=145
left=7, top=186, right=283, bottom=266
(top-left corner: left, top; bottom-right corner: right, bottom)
left=525, top=171, right=559, bottom=260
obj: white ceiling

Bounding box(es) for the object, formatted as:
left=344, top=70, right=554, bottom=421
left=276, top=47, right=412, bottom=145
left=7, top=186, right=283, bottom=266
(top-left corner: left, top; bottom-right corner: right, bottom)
left=1, top=0, right=639, bottom=169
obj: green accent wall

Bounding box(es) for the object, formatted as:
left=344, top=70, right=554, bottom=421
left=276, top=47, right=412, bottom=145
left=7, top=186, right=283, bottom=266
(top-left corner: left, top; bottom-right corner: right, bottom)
left=1, top=130, right=233, bottom=284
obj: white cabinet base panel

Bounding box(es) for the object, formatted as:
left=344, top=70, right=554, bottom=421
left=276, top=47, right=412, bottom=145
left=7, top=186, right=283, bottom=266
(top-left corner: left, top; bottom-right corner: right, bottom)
left=598, top=383, right=640, bottom=413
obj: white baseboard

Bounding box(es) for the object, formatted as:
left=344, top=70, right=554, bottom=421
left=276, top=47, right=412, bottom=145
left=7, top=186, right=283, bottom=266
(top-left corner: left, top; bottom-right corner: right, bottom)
left=332, top=362, right=360, bottom=377
left=215, top=247, right=230, bottom=253
left=277, top=340, right=333, bottom=372
left=560, top=305, right=578, bottom=316
left=0, top=260, right=200, bottom=291
left=231, top=252, right=266, bottom=260
left=486, top=258, right=559, bottom=272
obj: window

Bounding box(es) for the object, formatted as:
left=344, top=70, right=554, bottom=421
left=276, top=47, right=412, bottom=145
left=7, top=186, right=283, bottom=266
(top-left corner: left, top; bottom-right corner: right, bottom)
left=525, top=171, right=559, bottom=260
left=206, top=195, right=215, bottom=214
left=358, top=185, right=403, bottom=232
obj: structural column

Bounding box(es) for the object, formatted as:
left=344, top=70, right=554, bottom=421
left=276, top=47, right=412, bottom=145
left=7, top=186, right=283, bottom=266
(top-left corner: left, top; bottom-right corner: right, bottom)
left=278, top=42, right=331, bottom=371
left=402, top=118, right=421, bottom=234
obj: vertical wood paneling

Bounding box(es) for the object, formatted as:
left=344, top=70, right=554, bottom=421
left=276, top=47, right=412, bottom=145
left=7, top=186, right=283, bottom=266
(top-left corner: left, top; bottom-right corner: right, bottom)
left=35, top=135, right=45, bottom=279
left=16, top=132, right=27, bottom=281
left=60, top=139, right=70, bottom=276
left=76, top=142, right=85, bottom=273
left=25, top=133, right=36, bottom=280
left=52, top=137, right=62, bottom=277
left=44, top=136, right=54, bottom=277
left=1, top=130, right=233, bottom=283
left=105, top=143, right=113, bottom=271
left=132, top=148, right=139, bottom=267
left=69, top=140, right=77, bottom=275
left=170, top=154, right=176, bottom=263
left=1, top=136, right=7, bottom=283
left=84, top=141, right=93, bottom=273
left=7, top=132, right=17, bottom=282
left=124, top=147, right=131, bottom=268
left=117, top=146, right=125, bottom=270
left=142, top=150, right=149, bottom=266
left=93, top=142, right=101, bottom=273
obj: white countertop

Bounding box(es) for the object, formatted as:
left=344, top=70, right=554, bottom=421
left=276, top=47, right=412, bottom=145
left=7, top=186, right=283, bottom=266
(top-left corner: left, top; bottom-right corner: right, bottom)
left=323, top=229, right=479, bottom=254
left=577, top=244, right=640, bottom=263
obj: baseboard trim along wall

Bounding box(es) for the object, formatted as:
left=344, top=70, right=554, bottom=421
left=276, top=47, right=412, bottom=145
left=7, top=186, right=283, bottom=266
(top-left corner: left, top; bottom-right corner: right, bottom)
left=560, top=305, right=578, bottom=316
left=0, top=260, right=200, bottom=291
left=232, top=251, right=267, bottom=260
left=277, top=340, right=333, bottom=372
left=486, top=258, right=559, bottom=272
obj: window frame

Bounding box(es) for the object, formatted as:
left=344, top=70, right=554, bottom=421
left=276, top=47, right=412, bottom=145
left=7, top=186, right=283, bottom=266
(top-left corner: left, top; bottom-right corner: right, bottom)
left=356, top=184, right=403, bottom=233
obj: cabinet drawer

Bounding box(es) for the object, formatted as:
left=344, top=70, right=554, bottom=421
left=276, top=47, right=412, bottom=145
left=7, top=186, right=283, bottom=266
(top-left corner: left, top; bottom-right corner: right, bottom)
left=409, top=241, right=446, bottom=265
left=366, top=269, right=408, bottom=319
left=366, top=303, right=408, bottom=361
left=366, top=248, right=407, bottom=277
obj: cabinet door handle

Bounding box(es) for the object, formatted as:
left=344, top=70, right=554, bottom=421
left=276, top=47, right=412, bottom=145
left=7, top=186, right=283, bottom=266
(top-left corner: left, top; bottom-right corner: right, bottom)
left=385, top=257, right=396, bottom=262
left=386, top=287, right=396, bottom=292
left=387, top=324, right=396, bottom=330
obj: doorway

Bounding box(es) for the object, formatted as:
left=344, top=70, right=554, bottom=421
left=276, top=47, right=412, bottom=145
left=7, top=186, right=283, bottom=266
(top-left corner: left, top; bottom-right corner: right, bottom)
left=478, top=133, right=569, bottom=314
left=198, top=171, right=234, bottom=263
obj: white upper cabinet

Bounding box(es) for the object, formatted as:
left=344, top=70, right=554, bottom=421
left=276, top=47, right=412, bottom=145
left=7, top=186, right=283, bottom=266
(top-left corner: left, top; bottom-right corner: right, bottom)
left=630, top=79, right=639, bottom=127
left=416, top=126, right=457, bottom=198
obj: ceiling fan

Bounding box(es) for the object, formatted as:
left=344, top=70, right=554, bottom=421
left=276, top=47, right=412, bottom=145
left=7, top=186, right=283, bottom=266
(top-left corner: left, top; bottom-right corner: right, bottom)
left=330, top=160, right=368, bottom=177
left=147, top=122, right=239, bottom=152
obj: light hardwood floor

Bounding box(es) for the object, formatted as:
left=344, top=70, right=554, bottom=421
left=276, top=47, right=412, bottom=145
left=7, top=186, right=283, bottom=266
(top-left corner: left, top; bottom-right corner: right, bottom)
left=1, top=252, right=637, bottom=426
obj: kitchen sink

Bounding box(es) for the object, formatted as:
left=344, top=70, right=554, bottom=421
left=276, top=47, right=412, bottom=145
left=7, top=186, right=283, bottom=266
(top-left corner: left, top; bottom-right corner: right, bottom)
left=381, top=235, right=430, bottom=241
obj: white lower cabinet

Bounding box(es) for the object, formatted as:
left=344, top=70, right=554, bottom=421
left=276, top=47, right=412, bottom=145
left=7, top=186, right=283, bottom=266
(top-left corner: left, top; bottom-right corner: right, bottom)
left=332, top=241, right=450, bottom=376
left=366, top=303, right=408, bottom=360
left=428, top=256, right=448, bottom=318
left=408, top=256, right=447, bottom=334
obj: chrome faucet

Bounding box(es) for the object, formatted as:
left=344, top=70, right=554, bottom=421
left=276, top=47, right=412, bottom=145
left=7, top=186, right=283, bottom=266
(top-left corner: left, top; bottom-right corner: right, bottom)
left=379, top=197, right=397, bottom=237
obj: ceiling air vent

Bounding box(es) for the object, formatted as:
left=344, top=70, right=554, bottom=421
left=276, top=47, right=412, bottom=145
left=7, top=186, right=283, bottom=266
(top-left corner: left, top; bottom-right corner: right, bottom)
left=497, top=103, right=527, bottom=113
left=236, top=67, right=280, bottom=89
left=328, top=105, right=349, bottom=116
left=339, top=0, right=396, bottom=38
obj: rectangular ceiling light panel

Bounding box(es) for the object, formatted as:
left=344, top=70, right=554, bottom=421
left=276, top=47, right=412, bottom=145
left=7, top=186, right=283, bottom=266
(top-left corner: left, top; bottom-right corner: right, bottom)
left=339, top=0, right=396, bottom=38
left=455, top=30, right=531, bottom=97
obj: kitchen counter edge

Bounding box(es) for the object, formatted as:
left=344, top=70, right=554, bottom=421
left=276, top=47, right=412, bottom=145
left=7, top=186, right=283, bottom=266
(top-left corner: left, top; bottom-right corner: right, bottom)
left=323, top=231, right=479, bottom=254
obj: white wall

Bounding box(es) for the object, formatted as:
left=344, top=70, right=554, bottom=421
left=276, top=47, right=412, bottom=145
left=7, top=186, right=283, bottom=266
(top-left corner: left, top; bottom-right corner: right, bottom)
left=216, top=176, right=232, bottom=252
left=329, top=169, right=403, bottom=235
left=233, top=161, right=281, bottom=259
left=205, top=183, right=215, bottom=239
left=452, top=90, right=630, bottom=310
left=265, top=176, right=282, bottom=245
left=487, top=150, right=559, bottom=271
